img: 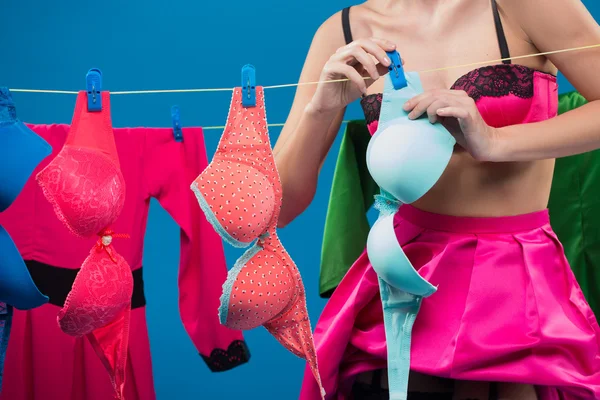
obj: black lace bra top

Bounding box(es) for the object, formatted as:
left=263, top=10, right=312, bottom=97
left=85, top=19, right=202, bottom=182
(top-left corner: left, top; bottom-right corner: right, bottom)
left=360, top=64, right=558, bottom=130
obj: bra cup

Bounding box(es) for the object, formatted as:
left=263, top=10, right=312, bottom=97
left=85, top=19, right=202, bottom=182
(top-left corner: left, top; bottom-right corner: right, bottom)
left=0, top=225, right=49, bottom=310
left=0, top=87, right=52, bottom=212
left=57, top=247, right=133, bottom=336
left=366, top=117, right=456, bottom=204
left=220, top=244, right=294, bottom=331
left=36, top=146, right=126, bottom=238
left=193, top=159, right=276, bottom=246
left=0, top=122, right=51, bottom=212
left=367, top=212, right=436, bottom=297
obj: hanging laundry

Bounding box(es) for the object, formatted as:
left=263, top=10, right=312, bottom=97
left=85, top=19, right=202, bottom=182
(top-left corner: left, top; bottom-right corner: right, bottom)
left=0, top=87, right=51, bottom=392
left=0, top=118, right=250, bottom=400
left=35, top=91, right=132, bottom=399
left=191, top=87, right=326, bottom=398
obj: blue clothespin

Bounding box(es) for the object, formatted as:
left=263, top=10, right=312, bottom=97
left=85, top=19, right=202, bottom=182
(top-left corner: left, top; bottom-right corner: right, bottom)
left=386, top=51, right=407, bottom=90
left=241, top=64, right=256, bottom=108
left=86, top=68, right=103, bottom=112
left=171, top=105, right=183, bottom=142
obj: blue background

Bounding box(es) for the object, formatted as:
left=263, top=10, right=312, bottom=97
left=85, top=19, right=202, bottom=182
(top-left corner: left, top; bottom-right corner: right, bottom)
left=0, top=1, right=598, bottom=399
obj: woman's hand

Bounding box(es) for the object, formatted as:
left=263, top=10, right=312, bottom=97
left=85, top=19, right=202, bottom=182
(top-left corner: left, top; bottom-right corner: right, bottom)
left=402, top=89, right=499, bottom=161
left=308, top=38, right=398, bottom=114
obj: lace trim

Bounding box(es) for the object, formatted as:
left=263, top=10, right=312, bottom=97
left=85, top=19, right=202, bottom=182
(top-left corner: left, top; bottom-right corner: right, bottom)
left=218, top=243, right=262, bottom=325
left=360, top=93, right=383, bottom=126
left=190, top=181, right=250, bottom=248
left=201, top=340, right=251, bottom=372
left=450, top=64, right=534, bottom=102
left=360, top=65, right=539, bottom=122
left=373, top=190, right=401, bottom=218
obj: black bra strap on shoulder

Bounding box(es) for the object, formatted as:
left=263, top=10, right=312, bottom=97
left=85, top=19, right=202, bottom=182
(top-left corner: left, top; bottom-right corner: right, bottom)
left=342, top=7, right=353, bottom=45
left=491, top=0, right=511, bottom=64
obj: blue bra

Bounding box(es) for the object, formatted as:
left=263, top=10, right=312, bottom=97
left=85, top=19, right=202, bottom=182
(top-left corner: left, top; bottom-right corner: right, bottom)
left=365, top=63, right=455, bottom=398
left=0, top=87, right=51, bottom=390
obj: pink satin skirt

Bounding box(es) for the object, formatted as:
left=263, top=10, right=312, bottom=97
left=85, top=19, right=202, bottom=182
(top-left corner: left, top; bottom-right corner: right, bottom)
left=300, top=205, right=600, bottom=400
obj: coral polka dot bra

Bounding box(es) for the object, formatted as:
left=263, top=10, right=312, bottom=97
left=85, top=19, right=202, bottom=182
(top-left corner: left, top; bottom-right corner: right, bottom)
left=191, top=75, right=325, bottom=398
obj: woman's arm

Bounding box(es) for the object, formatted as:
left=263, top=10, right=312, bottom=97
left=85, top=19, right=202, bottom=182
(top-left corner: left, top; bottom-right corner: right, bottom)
left=492, top=0, right=600, bottom=162
left=273, top=13, right=347, bottom=228
left=274, top=10, right=394, bottom=227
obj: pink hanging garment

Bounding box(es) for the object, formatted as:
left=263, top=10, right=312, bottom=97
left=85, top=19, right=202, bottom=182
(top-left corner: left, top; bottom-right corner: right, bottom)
left=191, top=87, right=325, bottom=398
left=36, top=91, right=132, bottom=399
left=0, top=123, right=249, bottom=400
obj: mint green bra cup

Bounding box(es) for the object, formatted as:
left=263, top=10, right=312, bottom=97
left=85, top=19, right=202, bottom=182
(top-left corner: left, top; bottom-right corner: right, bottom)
left=366, top=71, right=456, bottom=205
left=365, top=72, right=455, bottom=399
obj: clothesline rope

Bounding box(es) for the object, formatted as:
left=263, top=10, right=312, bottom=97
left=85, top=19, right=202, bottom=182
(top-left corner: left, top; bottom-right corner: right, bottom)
left=201, top=121, right=335, bottom=130
left=203, top=122, right=285, bottom=130
left=9, top=43, right=600, bottom=96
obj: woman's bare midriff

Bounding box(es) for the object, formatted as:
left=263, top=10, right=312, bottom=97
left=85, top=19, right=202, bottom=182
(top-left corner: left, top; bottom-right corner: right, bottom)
left=412, top=149, right=556, bottom=218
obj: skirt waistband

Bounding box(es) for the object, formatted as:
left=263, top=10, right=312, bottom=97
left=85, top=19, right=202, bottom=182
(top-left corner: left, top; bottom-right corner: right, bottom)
left=397, top=205, right=550, bottom=234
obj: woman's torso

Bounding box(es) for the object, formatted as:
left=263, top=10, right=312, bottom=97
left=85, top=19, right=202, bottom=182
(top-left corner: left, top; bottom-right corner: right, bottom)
left=350, top=0, right=559, bottom=217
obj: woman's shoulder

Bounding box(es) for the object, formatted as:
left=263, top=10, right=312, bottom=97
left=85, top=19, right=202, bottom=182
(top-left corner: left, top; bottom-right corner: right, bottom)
left=301, top=4, right=377, bottom=66
left=315, top=3, right=374, bottom=44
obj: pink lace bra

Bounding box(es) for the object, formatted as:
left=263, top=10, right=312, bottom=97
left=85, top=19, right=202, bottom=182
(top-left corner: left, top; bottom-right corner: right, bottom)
left=36, top=92, right=132, bottom=400
left=361, top=64, right=558, bottom=134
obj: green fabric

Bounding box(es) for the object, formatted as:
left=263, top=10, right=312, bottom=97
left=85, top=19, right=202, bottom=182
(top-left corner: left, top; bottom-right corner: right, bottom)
left=320, top=91, right=600, bottom=317
left=320, top=121, right=378, bottom=297
left=549, top=91, right=600, bottom=316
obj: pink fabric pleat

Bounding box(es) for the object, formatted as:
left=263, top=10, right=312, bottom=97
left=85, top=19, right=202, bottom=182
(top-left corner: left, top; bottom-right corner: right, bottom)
left=300, top=205, right=600, bottom=400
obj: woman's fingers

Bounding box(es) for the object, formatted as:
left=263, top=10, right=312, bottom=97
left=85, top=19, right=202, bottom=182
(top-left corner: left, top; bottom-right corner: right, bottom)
left=334, top=63, right=369, bottom=94
left=337, top=46, right=380, bottom=81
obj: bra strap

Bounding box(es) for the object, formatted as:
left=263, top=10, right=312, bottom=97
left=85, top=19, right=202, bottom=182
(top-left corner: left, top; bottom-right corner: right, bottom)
left=341, top=7, right=353, bottom=45
left=491, top=0, right=511, bottom=64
